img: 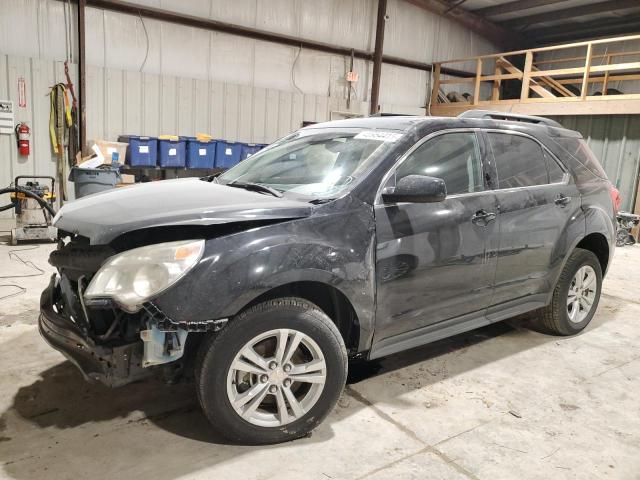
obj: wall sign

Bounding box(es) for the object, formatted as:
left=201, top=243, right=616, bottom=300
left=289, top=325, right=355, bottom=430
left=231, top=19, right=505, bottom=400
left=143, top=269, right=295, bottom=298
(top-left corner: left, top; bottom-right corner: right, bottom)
left=17, top=77, right=26, bottom=108
left=0, top=100, right=14, bottom=135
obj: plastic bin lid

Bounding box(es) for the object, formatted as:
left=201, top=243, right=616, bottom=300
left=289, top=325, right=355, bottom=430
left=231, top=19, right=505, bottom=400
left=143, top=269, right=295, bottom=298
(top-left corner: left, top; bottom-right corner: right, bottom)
left=118, top=135, right=157, bottom=140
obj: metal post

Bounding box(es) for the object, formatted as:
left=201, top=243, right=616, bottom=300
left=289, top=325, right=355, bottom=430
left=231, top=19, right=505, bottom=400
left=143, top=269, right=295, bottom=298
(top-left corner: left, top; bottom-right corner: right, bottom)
left=370, top=0, right=387, bottom=115
left=78, top=0, right=87, bottom=155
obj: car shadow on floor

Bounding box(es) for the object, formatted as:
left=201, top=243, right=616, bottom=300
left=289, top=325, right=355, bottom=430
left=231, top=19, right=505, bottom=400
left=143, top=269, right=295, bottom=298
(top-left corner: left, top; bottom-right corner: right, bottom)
left=0, top=308, right=615, bottom=480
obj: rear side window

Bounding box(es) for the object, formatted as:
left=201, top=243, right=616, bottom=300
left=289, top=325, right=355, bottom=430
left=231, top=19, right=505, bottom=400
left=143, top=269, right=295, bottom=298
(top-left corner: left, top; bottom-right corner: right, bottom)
left=396, top=132, right=483, bottom=195
left=487, top=133, right=548, bottom=189
left=545, top=150, right=566, bottom=183
left=552, top=137, right=608, bottom=179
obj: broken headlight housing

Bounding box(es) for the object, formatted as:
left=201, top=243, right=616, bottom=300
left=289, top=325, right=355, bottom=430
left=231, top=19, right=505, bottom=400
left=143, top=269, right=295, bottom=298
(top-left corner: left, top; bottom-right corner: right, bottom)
left=84, top=239, right=205, bottom=312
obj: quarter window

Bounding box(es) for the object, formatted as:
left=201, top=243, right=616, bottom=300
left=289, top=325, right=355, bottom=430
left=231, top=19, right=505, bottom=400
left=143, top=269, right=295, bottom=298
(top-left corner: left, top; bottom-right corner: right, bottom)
left=488, top=133, right=548, bottom=189
left=395, top=132, right=484, bottom=195
left=545, top=150, right=566, bottom=183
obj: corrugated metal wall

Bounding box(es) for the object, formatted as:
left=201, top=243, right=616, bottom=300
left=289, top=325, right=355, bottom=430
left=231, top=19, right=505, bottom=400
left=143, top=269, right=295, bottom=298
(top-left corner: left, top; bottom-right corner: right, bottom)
left=0, top=55, right=76, bottom=214
left=0, top=52, right=369, bottom=215
left=552, top=115, right=640, bottom=212
left=0, top=0, right=500, bottom=215
left=84, top=64, right=367, bottom=144
left=0, top=0, right=498, bottom=109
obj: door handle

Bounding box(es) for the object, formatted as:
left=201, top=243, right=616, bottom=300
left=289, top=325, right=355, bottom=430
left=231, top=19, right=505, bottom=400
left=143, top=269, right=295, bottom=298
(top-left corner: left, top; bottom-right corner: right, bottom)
left=471, top=209, right=497, bottom=226
left=555, top=194, right=571, bottom=206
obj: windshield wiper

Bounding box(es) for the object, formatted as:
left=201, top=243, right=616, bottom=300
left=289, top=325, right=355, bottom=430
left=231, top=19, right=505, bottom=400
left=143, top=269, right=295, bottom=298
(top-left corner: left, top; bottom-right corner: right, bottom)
left=201, top=172, right=222, bottom=183
left=226, top=181, right=284, bottom=198
left=309, top=198, right=335, bottom=204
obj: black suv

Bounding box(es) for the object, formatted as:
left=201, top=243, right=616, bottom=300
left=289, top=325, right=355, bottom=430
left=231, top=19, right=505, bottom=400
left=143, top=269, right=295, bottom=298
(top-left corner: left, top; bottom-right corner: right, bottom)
left=41, top=111, right=616, bottom=444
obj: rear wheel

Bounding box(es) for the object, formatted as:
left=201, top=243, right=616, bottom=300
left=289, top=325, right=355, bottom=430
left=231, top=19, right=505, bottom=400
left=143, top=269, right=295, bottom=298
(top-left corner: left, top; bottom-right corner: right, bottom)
left=195, top=297, right=347, bottom=444
left=539, top=248, right=602, bottom=335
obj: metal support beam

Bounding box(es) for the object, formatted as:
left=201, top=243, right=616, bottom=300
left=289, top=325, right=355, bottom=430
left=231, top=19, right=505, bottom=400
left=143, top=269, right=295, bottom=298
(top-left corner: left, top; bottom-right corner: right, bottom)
left=502, top=0, right=640, bottom=29
left=78, top=0, right=87, bottom=155
left=65, top=0, right=473, bottom=79
left=530, top=17, right=640, bottom=44
left=370, top=0, right=387, bottom=115
left=406, top=0, right=522, bottom=49
left=474, top=0, right=566, bottom=18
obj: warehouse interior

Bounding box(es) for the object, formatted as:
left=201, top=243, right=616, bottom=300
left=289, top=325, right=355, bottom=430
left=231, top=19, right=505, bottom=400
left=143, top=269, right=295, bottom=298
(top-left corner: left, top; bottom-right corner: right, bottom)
left=1, top=0, right=639, bottom=478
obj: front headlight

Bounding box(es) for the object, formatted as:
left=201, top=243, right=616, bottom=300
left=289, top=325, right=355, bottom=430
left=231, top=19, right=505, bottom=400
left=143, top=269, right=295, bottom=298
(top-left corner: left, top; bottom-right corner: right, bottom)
left=84, top=239, right=205, bottom=312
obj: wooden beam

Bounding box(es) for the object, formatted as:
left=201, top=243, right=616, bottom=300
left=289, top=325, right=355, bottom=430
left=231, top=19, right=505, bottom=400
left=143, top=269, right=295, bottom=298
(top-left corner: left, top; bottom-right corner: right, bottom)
left=431, top=63, right=441, bottom=105
left=535, top=50, right=640, bottom=65
left=473, top=58, right=482, bottom=105
left=492, top=64, right=502, bottom=101
left=501, top=0, right=640, bottom=29
left=529, top=62, right=640, bottom=78
left=498, top=55, right=556, bottom=99
left=532, top=66, right=576, bottom=97
left=602, top=55, right=612, bottom=93
left=429, top=98, right=640, bottom=116
left=473, top=0, right=566, bottom=18
left=581, top=44, right=593, bottom=100
left=405, top=0, right=522, bottom=49
left=437, top=34, right=640, bottom=66
left=521, top=52, right=533, bottom=100
left=438, top=78, right=475, bottom=84
left=556, top=73, right=640, bottom=85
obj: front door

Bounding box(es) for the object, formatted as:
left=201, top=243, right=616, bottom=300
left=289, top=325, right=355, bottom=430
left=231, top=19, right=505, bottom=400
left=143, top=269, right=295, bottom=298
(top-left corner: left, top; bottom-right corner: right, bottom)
left=373, top=131, right=499, bottom=343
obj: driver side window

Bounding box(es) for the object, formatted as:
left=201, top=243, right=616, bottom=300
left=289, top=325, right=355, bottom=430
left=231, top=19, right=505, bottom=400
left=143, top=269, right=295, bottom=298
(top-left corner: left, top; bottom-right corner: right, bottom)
left=396, top=132, right=484, bottom=195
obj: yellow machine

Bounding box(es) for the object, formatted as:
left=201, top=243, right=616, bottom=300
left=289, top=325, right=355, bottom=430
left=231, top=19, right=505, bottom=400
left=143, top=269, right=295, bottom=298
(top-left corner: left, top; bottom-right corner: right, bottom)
left=8, top=176, right=57, bottom=245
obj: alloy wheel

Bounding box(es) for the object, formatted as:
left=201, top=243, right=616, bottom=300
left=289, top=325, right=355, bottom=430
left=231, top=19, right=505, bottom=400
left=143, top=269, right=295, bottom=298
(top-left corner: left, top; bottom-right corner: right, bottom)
left=226, top=328, right=327, bottom=427
left=567, top=265, right=597, bottom=324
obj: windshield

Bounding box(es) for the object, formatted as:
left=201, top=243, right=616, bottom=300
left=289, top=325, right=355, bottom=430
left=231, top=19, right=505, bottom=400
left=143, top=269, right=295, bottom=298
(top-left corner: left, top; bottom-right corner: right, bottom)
left=217, top=128, right=403, bottom=198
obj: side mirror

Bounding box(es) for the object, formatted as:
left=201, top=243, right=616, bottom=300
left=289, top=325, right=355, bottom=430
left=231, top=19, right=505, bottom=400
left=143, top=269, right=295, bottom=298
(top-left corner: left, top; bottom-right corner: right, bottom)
left=382, top=175, right=447, bottom=204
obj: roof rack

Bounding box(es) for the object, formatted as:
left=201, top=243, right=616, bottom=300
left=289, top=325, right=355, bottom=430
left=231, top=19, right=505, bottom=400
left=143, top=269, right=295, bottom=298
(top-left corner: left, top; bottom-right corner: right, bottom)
left=457, top=110, right=562, bottom=128
left=368, top=112, right=414, bottom=117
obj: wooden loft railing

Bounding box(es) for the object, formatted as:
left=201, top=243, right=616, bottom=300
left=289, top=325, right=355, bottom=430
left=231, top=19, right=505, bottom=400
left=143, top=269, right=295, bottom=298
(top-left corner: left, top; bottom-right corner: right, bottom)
left=429, top=34, right=640, bottom=117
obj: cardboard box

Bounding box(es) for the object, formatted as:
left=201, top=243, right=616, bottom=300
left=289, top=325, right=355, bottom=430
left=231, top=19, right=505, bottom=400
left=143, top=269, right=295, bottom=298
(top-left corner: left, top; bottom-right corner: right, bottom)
left=94, top=140, right=128, bottom=165
left=119, top=173, right=135, bottom=184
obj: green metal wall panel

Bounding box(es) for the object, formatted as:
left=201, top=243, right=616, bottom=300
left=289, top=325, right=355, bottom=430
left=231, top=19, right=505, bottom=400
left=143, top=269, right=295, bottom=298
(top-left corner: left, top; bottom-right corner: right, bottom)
left=551, top=115, right=640, bottom=212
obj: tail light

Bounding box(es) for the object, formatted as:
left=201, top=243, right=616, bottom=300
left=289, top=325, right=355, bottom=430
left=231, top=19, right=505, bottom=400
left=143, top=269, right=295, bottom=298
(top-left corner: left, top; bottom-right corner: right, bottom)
left=610, top=185, right=621, bottom=214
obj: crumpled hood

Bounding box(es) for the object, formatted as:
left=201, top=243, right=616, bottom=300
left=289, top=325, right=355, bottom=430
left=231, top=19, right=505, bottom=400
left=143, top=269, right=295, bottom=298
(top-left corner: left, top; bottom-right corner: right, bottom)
left=53, top=178, right=313, bottom=244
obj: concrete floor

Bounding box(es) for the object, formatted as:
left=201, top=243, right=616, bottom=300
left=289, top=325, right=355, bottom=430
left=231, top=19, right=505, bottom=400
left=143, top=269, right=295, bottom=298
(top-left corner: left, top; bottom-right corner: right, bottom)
left=0, top=234, right=639, bottom=480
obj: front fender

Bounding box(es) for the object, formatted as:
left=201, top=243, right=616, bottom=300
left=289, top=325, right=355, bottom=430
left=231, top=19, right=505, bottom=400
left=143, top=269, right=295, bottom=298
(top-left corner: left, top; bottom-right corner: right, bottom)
left=153, top=198, right=376, bottom=345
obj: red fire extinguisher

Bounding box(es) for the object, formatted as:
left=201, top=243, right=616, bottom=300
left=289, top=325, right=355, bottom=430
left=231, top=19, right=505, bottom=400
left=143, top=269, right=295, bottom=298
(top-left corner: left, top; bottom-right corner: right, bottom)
left=15, top=122, right=30, bottom=156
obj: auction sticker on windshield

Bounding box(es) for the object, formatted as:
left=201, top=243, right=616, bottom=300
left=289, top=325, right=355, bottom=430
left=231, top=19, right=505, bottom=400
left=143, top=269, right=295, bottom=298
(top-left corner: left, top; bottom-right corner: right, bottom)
left=354, top=131, right=403, bottom=142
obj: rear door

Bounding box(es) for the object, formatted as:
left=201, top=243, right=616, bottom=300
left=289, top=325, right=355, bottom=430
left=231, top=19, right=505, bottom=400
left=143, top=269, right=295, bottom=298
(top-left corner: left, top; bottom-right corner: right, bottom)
left=373, top=130, right=499, bottom=342
left=484, top=130, right=582, bottom=311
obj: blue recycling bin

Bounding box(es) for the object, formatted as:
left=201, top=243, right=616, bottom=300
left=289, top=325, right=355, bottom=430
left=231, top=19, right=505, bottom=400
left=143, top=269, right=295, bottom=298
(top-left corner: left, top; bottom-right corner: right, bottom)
left=215, top=141, right=242, bottom=168
left=118, top=135, right=157, bottom=167
left=158, top=137, right=186, bottom=168
left=240, top=143, right=264, bottom=161
left=186, top=138, right=216, bottom=169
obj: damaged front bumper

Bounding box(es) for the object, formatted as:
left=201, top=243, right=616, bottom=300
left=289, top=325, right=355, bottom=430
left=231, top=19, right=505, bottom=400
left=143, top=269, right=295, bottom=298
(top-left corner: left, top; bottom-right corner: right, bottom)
left=38, top=276, right=151, bottom=387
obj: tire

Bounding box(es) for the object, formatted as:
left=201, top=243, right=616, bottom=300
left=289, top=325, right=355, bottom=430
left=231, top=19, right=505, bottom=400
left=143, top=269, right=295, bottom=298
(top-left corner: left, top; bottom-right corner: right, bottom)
left=538, top=248, right=603, bottom=336
left=195, top=297, right=348, bottom=445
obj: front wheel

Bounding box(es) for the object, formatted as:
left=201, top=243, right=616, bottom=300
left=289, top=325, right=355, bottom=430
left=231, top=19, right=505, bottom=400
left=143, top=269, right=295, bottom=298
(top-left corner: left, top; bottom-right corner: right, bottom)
left=195, top=298, right=348, bottom=444
left=539, top=248, right=603, bottom=335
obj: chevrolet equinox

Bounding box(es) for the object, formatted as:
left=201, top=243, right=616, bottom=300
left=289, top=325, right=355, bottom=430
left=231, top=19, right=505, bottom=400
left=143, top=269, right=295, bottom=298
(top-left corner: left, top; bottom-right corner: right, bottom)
left=40, top=111, right=616, bottom=444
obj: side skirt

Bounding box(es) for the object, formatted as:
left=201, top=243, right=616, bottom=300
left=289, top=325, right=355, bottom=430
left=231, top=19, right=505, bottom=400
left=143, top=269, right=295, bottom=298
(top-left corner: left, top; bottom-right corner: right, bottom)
left=368, top=294, right=547, bottom=360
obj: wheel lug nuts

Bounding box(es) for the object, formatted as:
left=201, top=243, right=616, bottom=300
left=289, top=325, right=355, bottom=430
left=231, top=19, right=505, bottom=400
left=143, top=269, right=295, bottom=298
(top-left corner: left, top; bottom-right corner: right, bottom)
left=259, top=374, right=268, bottom=383
left=283, top=364, right=292, bottom=373
left=269, top=361, right=278, bottom=370
left=269, top=385, right=277, bottom=394
left=283, top=379, right=292, bottom=387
